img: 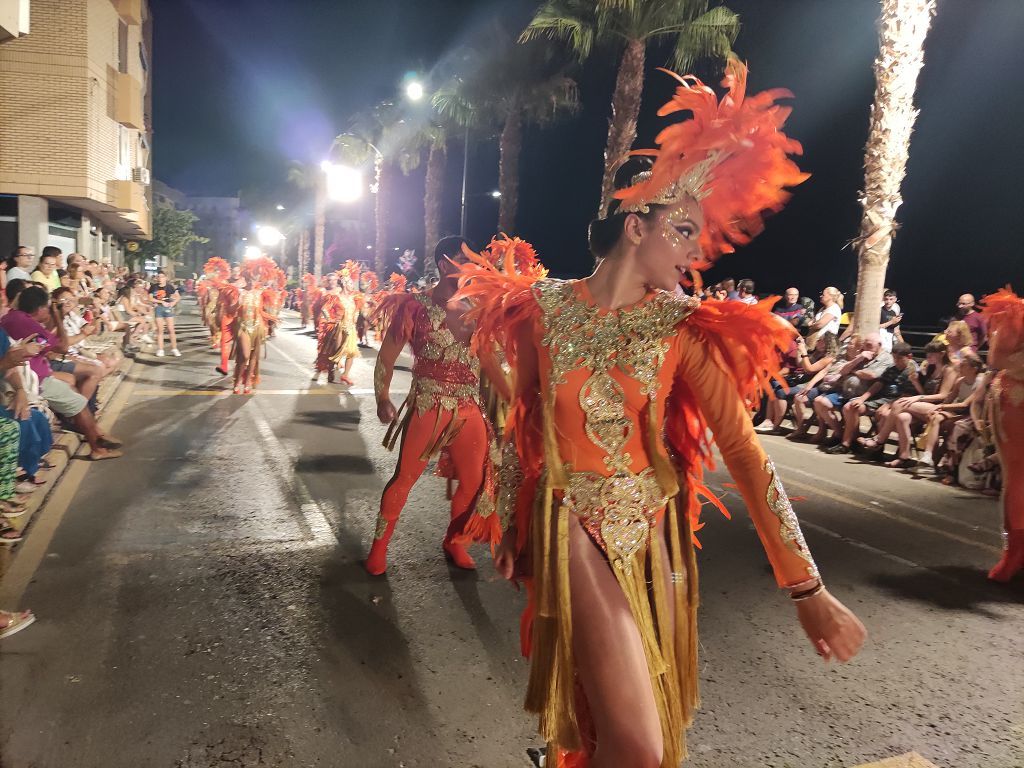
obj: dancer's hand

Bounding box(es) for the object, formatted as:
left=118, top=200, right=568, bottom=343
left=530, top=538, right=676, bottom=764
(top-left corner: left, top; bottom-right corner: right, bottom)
left=795, top=589, right=866, bottom=663
left=376, top=399, right=397, bottom=424
left=494, top=528, right=516, bottom=581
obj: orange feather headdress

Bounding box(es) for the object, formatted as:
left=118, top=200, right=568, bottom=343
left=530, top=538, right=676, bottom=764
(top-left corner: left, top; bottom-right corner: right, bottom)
left=388, top=272, right=407, bottom=294
left=203, top=257, right=231, bottom=282
left=481, top=233, right=548, bottom=280
left=612, top=57, right=808, bottom=268
left=241, top=256, right=278, bottom=285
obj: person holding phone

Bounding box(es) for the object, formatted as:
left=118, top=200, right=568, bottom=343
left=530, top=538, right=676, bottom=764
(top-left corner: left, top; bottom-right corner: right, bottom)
left=148, top=272, right=181, bottom=358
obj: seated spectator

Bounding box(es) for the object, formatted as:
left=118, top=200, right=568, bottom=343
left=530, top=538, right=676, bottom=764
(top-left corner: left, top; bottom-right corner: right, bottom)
left=860, top=341, right=959, bottom=467
left=941, top=320, right=973, bottom=365
left=709, top=283, right=728, bottom=301
left=47, top=288, right=107, bottom=407
left=774, top=287, right=810, bottom=334
left=827, top=341, right=916, bottom=454
left=30, top=250, right=62, bottom=294
left=0, top=286, right=122, bottom=460
left=721, top=277, right=738, bottom=300
left=937, top=365, right=994, bottom=486
left=5, top=247, right=35, bottom=283
left=0, top=328, right=53, bottom=487
left=757, top=331, right=839, bottom=434
left=879, top=289, right=904, bottom=352
left=811, top=332, right=892, bottom=446
left=806, top=287, right=843, bottom=346
left=736, top=279, right=757, bottom=305
left=954, top=293, right=986, bottom=350
left=790, top=335, right=862, bottom=440
left=65, top=262, right=92, bottom=298
left=917, top=352, right=985, bottom=470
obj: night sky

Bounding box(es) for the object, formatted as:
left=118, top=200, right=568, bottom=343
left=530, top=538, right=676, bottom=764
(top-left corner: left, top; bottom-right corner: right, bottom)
left=151, top=0, right=1024, bottom=326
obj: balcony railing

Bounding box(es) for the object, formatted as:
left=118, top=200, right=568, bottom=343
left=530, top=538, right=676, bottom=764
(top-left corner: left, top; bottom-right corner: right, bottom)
left=110, top=180, right=146, bottom=214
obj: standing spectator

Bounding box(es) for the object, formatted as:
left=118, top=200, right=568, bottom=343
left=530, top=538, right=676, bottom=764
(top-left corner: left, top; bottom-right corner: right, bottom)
left=807, top=287, right=843, bottom=346
left=149, top=273, right=181, bottom=357
left=879, top=289, right=904, bottom=352
left=0, top=286, right=122, bottom=460
left=955, top=294, right=986, bottom=350
left=774, top=287, right=809, bottom=333
left=6, top=247, right=34, bottom=283
left=30, top=251, right=62, bottom=293
left=736, top=279, right=757, bottom=305
left=721, top=277, right=738, bottom=300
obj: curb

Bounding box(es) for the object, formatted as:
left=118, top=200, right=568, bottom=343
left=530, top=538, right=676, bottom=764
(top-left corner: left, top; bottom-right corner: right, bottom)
left=2, top=351, right=136, bottom=543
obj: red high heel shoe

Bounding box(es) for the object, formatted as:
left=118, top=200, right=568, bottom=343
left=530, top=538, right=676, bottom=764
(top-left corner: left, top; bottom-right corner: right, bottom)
left=988, top=531, right=1024, bottom=583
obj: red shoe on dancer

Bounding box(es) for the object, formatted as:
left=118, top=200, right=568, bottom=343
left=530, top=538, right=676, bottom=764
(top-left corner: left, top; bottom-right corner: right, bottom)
left=981, top=288, right=1024, bottom=583
left=365, top=236, right=509, bottom=576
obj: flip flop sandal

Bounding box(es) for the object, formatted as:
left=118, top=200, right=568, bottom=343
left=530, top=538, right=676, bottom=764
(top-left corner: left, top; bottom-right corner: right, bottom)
left=885, top=458, right=916, bottom=469
left=98, top=436, right=123, bottom=449
left=87, top=449, right=123, bottom=461
left=16, top=475, right=47, bottom=486
left=0, top=610, right=36, bottom=640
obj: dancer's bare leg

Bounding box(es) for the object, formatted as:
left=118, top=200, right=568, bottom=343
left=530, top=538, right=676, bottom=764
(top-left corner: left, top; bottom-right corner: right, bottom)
left=570, top=522, right=664, bottom=768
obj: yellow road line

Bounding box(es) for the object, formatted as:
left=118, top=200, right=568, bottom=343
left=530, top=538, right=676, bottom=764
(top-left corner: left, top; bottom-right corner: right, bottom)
left=0, top=373, right=138, bottom=605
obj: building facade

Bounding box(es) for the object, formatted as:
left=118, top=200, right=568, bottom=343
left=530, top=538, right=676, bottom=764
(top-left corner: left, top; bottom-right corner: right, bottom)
left=0, top=0, right=152, bottom=265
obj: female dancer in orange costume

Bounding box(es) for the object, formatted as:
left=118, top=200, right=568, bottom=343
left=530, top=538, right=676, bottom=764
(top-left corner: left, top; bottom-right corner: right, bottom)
left=366, top=236, right=510, bottom=576
left=219, top=258, right=276, bottom=395
left=198, top=258, right=230, bottom=347
left=457, top=60, right=866, bottom=768
left=982, top=287, right=1024, bottom=582
left=313, top=269, right=359, bottom=384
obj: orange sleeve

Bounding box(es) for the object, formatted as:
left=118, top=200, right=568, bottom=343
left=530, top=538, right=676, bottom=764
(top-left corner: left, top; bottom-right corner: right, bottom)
left=674, top=322, right=820, bottom=589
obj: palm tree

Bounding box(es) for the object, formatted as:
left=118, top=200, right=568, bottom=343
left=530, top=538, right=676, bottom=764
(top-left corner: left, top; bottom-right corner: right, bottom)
left=522, top=0, right=740, bottom=218
left=287, top=163, right=325, bottom=278
left=850, top=0, right=936, bottom=338
left=434, top=36, right=579, bottom=234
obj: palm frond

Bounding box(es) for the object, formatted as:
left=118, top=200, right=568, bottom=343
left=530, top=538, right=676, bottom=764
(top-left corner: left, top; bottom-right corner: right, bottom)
left=520, top=1, right=596, bottom=61
left=662, top=5, right=740, bottom=72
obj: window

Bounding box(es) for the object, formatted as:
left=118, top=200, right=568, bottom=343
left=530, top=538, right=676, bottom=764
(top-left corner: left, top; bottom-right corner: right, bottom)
left=118, top=22, right=129, bottom=74
left=116, top=125, right=132, bottom=180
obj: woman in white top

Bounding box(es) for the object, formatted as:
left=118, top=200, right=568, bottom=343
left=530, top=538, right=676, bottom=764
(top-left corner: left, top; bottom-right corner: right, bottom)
left=808, top=286, right=843, bottom=342
left=5, top=247, right=34, bottom=283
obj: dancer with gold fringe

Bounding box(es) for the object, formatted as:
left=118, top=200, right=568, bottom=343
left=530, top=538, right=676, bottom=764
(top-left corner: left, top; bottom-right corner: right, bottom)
left=456, top=59, right=866, bottom=768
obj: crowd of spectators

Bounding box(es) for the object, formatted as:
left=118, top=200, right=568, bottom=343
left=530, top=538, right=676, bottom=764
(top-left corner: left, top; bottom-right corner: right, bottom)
left=701, top=279, right=1002, bottom=495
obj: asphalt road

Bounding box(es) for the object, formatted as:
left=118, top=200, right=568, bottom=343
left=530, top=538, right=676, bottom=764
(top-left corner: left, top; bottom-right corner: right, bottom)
left=0, top=303, right=1020, bottom=768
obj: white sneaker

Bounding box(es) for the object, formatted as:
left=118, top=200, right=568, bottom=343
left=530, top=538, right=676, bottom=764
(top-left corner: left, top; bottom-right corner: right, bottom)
left=155, top=349, right=165, bottom=358
left=171, top=348, right=181, bottom=357
left=754, top=422, right=778, bottom=433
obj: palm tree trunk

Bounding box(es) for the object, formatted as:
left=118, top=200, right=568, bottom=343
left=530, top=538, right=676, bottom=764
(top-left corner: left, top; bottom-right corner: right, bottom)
left=851, top=0, right=935, bottom=339
left=424, top=141, right=446, bottom=260
left=299, top=226, right=310, bottom=275
left=498, top=109, right=522, bottom=234
left=598, top=38, right=646, bottom=219
left=314, top=181, right=326, bottom=279
left=374, top=156, right=388, bottom=275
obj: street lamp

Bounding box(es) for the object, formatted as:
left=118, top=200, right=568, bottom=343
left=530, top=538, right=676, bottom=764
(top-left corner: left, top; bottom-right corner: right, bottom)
left=490, top=190, right=501, bottom=198
left=321, top=160, right=363, bottom=203
left=256, top=225, right=284, bottom=248
left=405, top=80, right=425, bottom=102
left=243, top=245, right=262, bottom=261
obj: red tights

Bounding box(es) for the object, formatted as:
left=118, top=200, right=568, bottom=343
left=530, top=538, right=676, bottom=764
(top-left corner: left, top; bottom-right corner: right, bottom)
left=366, top=402, right=488, bottom=575
left=990, top=375, right=1024, bottom=582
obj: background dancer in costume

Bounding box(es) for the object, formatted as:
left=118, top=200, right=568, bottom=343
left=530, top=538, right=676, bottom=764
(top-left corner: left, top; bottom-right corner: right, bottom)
left=982, top=287, right=1024, bottom=582
left=222, top=258, right=275, bottom=395
left=299, top=273, right=318, bottom=330
left=215, top=264, right=245, bottom=376
left=357, top=270, right=379, bottom=347
left=198, top=258, right=230, bottom=349
left=366, top=236, right=509, bottom=576
left=313, top=271, right=358, bottom=385
left=457, top=59, right=865, bottom=768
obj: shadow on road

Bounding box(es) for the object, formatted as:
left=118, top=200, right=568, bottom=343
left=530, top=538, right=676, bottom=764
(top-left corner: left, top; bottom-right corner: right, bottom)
left=870, top=566, right=1024, bottom=616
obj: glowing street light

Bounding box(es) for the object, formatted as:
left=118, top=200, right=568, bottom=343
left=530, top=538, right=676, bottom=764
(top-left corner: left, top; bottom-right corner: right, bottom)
left=490, top=190, right=501, bottom=198
left=243, top=245, right=262, bottom=261
left=321, top=160, right=363, bottom=203
left=405, top=80, right=425, bottom=102
left=256, top=225, right=284, bottom=247
left=275, top=204, right=285, bottom=211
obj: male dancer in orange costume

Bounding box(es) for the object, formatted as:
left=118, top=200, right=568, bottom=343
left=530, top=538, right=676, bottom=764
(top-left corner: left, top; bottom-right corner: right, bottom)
left=982, top=287, right=1024, bottom=582
left=457, top=59, right=866, bottom=768
left=366, top=237, right=509, bottom=576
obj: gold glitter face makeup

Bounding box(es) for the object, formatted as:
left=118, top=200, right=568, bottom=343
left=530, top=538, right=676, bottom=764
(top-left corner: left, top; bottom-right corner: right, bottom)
left=662, top=207, right=700, bottom=251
